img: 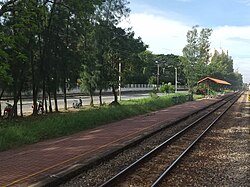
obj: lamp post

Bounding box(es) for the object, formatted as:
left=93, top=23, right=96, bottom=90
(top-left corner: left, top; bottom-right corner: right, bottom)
left=167, top=66, right=178, bottom=93
left=155, top=61, right=159, bottom=91
left=174, top=67, right=177, bottom=93
left=118, top=61, right=122, bottom=101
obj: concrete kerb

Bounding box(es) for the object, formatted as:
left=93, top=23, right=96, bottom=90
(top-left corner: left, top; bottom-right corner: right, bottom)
left=29, top=96, right=228, bottom=187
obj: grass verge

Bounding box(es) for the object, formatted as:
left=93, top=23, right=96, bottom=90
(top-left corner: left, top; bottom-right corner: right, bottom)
left=0, top=93, right=193, bottom=152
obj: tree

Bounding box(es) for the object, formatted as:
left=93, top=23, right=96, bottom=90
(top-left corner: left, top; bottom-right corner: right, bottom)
left=0, top=0, right=41, bottom=117
left=209, top=50, right=234, bottom=79
left=209, top=49, right=242, bottom=90
left=138, top=50, right=155, bottom=84
left=92, top=0, right=131, bottom=103
left=80, top=64, right=99, bottom=106
left=154, top=54, right=185, bottom=86
left=0, top=31, right=12, bottom=116
left=0, top=32, right=12, bottom=95
left=0, top=0, right=21, bottom=16
left=182, top=25, right=212, bottom=92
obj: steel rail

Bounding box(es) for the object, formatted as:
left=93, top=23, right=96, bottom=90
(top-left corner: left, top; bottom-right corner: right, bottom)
left=151, top=92, right=243, bottom=187
left=99, top=92, right=240, bottom=187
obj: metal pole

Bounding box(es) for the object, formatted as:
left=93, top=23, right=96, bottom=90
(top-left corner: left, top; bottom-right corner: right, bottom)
left=157, top=63, right=159, bottom=91
left=175, top=67, right=177, bottom=93
left=118, top=62, right=121, bottom=101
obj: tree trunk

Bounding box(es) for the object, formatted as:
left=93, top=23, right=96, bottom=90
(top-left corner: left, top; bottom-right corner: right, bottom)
left=42, top=78, right=48, bottom=113
left=12, top=82, right=24, bottom=118
left=63, top=78, right=67, bottom=110
left=0, top=88, right=5, bottom=117
left=48, top=91, right=52, bottom=113
left=111, top=84, right=118, bottom=102
left=90, top=93, right=94, bottom=106
left=53, top=88, right=58, bottom=112
left=44, top=94, right=48, bottom=113
left=0, top=88, right=5, bottom=99
left=12, top=83, right=18, bottom=118
left=99, top=89, right=103, bottom=106
left=20, top=92, right=23, bottom=117
left=32, top=95, right=38, bottom=115
left=13, top=96, right=18, bottom=118
left=30, top=43, right=38, bottom=116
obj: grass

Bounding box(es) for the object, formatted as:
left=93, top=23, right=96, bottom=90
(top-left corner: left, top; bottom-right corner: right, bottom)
left=0, top=93, right=193, bottom=152
left=193, top=94, right=205, bottom=100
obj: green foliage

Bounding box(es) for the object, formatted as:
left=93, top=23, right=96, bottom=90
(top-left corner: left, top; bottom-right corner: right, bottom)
left=182, top=25, right=212, bottom=92
left=182, top=25, right=243, bottom=92
left=0, top=0, right=148, bottom=115
left=148, top=76, right=156, bottom=85
left=150, top=87, right=158, bottom=98
left=208, top=50, right=234, bottom=78
left=80, top=67, right=99, bottom=95
left=0, top=32, right=12, bottom=86
left=208, top=50, right=243, bottom=90
left=155, top=54, right=185, bottom=85
left=193, top=94, right=205, bottom=100
left=160, top=83, right=174, bottom=93
left=194, top=83, right=208, bottom=95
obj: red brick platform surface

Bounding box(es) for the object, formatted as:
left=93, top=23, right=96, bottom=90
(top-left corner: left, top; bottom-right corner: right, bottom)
left=0, top=97, right=222, bottom=186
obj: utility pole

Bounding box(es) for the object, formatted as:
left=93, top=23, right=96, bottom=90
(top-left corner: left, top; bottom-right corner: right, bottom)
left=167, top=66, right=178, bottom=93
left=118, top=62, right=122, bottom=101
left=156, top=61, right=159, bottom=91
left=175, top=67, right=177, bottom=93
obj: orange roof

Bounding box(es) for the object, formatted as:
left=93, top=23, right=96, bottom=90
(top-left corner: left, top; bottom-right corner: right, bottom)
left=197, top=77, right=231, bottom=85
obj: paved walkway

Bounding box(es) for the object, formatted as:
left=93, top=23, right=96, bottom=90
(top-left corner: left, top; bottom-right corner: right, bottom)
left=0, top=97, right=223, bottom=187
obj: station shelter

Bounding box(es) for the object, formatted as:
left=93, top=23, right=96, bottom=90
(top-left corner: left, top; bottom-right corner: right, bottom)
left=197, top=77, right=231, bottom=95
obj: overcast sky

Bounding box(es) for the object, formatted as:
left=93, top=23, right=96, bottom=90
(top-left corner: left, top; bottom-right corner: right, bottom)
left=120, top=0, right=250, bottom=83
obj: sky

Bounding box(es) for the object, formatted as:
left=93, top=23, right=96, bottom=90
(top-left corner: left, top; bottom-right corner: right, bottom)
left=120, top=0, right=250, bottom=83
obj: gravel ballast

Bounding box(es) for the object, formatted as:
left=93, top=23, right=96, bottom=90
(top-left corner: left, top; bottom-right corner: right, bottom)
left=161, top=93, right=249, bottom=186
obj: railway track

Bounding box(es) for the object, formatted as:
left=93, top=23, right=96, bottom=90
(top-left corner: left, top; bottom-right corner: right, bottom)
left=98, top=92, right=242, bottom=187
left=59, top=92, right=241, bottom=187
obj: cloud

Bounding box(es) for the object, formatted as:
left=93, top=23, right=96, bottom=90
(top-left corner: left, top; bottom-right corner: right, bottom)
left=210, top=25, right=250, bottom=82
left=120, top=12, right=190, bottom=54
left=176, top=0, right=192, bottom=2
left=212, top=25, right=250, bottom=41
left=238, top=0, right=250, bottom=6
left=211, top=26, right=250, bottom=57
left=227, top=37, right=250, bottom=44
left=120, top=11, right=250, bottom=83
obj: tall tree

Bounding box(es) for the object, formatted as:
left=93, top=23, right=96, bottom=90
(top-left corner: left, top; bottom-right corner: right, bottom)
left=209, top=49, right=242, bottom=90
left=182, top=25, right=212, bottom=92
left=92, top=0, right=131, bottom=103
left=0, top=31, right=12, bottom=95
left=1, top=0, right=41, bottom=117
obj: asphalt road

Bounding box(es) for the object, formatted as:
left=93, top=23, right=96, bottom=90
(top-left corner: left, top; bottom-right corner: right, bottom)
left=1, top=92, right=166, bottom=115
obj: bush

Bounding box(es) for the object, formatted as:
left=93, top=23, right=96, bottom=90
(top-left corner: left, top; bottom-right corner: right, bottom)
left=195, top=83, right=219, bottom=96
left=160, top=83, right=175, bottom=93
left=195, top=83, right=208, bottom=95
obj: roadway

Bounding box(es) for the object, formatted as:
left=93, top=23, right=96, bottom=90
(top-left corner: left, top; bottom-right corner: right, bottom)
left=1, top=92, right=167, bottom=115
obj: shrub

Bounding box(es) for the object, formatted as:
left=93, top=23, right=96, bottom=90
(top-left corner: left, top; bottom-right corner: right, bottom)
left=160, top=83, right=175, bottom=93
left=195, top=83, right=209, bottom=95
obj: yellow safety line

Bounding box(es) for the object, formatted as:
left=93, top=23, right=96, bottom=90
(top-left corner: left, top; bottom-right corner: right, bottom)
left=5, top=120, right=163, bottom=186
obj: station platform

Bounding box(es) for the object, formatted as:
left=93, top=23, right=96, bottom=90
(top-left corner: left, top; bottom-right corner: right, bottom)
left=0, top=96, right=224, bottom=186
